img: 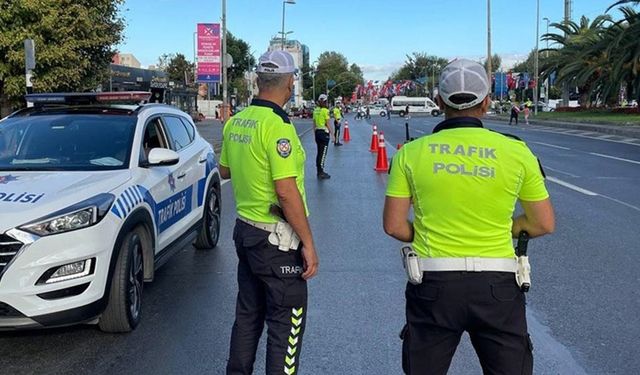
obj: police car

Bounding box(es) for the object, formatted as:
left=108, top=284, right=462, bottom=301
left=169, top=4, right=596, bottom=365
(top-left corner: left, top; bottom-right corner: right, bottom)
left=0, top=92, right=221, bottom=332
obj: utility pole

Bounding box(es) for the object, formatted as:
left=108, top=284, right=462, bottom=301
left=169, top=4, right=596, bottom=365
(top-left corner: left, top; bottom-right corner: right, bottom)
left=222, top=0, right=228, bottom=122
left=562, top=0, right=572, bottom=106
left=24, top=39, right=35, bottom=107
left=534, top=0, right=540, bottom=115
left=487, top=0, right=492, bottom=83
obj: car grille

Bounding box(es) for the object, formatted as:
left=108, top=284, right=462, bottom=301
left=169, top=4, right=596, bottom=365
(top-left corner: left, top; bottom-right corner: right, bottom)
left=0, top=233, right=23, bottom=276
left=0, top=302, right=24, bottom=317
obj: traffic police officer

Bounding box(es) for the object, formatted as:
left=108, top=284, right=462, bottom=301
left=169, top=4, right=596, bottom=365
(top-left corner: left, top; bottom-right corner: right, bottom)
left=219, top=50, right=319, bottom=375
left=332, top=104, right=343, bottom=146
left=383, top=59, right=555, bottom=375
left=313, top=94, right=333, bottom=179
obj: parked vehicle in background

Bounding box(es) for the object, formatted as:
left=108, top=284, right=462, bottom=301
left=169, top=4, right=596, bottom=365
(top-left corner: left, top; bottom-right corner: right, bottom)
left=390, top=96, right=441, bottom=117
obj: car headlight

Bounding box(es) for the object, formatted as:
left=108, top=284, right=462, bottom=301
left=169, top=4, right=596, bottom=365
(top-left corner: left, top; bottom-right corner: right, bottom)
left=20, top=193, right=115, bottom=236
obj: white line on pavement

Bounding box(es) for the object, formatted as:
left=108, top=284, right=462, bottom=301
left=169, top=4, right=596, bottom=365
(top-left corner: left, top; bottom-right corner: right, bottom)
left=546, top=176, right=599, bottom=196
left=543, top=166, right=580, bottom=178
left=589, top=152, right=640, bottom=165
left=506, top=125, right=640, bottom=147
left=532, top=142, right=571, bottom=150
left=599, top=195, right=640, bottom=213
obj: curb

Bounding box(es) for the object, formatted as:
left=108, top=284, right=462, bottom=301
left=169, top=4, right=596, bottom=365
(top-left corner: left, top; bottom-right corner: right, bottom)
left=488, top=115, right=640, bottom=138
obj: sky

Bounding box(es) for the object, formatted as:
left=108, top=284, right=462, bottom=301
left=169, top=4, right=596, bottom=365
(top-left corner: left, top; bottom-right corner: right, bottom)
left=118, top=0, right=626, bottom=81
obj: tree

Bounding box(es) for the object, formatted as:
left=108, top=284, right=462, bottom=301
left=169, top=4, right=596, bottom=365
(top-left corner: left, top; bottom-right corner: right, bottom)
left=390, top=52, right=449, bottom=96
left=541, top=15, right=613, bottom=107
left=483, top=54, right=502, bottom=73
left=512, top=50, right=537, bottom=74
left=603, top=4, right=640, bottom=103
left=157, top=53, right=194, bottom=84
left=226, top=32, right=255, bottom=84
left=314, top=51, right=359, bottom=101
left=0, top=0, right=125, bottom=116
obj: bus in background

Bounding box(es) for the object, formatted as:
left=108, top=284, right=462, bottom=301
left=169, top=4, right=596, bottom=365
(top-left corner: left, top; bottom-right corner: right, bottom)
left=390, top=96, right=441, bottom=117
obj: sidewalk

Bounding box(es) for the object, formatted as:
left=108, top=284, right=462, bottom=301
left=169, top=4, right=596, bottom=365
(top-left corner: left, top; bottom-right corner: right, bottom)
left=488, top=114, right=640, bottom=138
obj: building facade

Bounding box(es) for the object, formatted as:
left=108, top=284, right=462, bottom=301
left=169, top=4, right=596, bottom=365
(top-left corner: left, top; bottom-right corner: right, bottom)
left=268, top=38, right=304, bottom=108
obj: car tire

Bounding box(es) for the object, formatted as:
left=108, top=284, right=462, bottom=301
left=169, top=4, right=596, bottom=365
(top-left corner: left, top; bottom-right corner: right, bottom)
left=380, top=111, right=386, bottom=117
left=194, top=183, right=221, bottom=250
left=399, top=110, right=405, bottom=117
left=99, top=226, right=146, bottom=333
left=431, top=110, right=441, bottom=117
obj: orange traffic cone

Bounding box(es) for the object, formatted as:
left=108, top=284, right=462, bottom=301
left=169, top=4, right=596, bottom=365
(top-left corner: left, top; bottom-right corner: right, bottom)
left=375, top=132, right=389, bottom=172
left=343, top=120, right=351, bottom=142
left=369, top=125, right=379, bottom=153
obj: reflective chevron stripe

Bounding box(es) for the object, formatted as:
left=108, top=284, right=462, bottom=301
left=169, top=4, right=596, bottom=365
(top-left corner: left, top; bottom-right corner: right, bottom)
left=284, top=306, right=304, bottom=374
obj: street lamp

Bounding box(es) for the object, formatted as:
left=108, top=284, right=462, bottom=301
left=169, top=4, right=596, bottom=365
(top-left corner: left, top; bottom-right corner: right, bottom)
left=281, top=0, right=295, bottom=50
left=487, top=0, right=492, bottom=80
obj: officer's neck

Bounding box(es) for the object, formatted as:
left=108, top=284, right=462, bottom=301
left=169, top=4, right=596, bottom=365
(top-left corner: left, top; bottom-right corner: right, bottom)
left=444, top=108, right=486, bottom=120
left=257, top=91, right=287, bottom=108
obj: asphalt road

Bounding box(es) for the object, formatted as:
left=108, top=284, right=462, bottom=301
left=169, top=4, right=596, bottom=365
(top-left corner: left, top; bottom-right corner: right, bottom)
left=1, top=114, right=638, bottom=374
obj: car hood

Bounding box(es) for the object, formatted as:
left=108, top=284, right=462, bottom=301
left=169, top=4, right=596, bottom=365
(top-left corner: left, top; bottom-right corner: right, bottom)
left=0, top=170, right=131, bottom=233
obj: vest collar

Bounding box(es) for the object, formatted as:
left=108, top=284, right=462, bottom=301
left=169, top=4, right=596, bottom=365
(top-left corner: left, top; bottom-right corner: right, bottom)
left=432, top=117, right=484, bottom=134
left=251, top=98, right=291, bottom=124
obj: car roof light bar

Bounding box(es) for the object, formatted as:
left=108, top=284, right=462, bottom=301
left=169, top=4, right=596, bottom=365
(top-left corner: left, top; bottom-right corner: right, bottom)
left=25, top=92, right=151, bottom=106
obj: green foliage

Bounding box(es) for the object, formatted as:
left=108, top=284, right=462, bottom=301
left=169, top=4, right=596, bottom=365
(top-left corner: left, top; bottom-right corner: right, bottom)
left=226, top=32, right=255, bottom=83
left=314, top=51, right=360, bottom=101
left=483, top=54, right=502, bottom=72
left=156, top=53, right=194, bottom=84
left=0, top=0, right=125, bottom=113
left=389, top=52, right=449, bottom=95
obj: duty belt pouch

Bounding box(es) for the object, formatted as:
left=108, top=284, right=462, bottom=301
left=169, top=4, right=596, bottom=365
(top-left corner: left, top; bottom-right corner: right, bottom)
left=268, top=221, right=300, bottom=252
left=401, top=246, right=423, bottom=285
left=515, top=255, right=531, bottom=292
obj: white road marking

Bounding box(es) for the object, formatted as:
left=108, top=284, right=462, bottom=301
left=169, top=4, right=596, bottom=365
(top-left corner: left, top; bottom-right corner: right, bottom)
left=543, top=166, right=580, bottom=178
left=599, top=195, right=640, bottom=213
left=589, top=152, right=640, bottom=165
left=546, top=176, right=598, bottom=196
left=532, top=142, right=571, bottom=150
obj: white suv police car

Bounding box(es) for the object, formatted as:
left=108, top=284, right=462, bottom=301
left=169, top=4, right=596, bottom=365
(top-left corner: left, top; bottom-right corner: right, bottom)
left=0, top=92, right=221, bottom=332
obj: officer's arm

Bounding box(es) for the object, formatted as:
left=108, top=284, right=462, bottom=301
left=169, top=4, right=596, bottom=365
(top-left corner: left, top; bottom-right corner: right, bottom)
left=219, top=165, right=231, bottom=179
left=274, top=178, right=318, bottom=279
left=325, top=118, right=334, bottom=139
left=512, top=199, right=555, bottom=238
left=383, top=196, right=414, bottom=242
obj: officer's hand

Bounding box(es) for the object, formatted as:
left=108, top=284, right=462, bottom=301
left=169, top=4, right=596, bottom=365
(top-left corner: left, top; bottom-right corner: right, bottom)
left=301, top=245, right=319, bottom=280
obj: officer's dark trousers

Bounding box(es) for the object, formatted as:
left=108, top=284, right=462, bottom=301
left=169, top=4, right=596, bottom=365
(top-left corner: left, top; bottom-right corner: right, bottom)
left=402, top=272, right=533, bottom=375
left=315, top=129, right=329, bottom=174
left=334, top=120, right=341, bottom=144
left=227, top=220, right=307, bottom=375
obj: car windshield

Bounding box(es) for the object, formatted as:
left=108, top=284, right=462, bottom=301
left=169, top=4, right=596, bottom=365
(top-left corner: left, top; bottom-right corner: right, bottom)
left=0, top=114, right=136, bottom=171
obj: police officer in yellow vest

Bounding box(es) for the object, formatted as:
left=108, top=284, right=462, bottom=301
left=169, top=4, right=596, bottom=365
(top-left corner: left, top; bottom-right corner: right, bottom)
left=219, top=50, right=319, bottom=375
left=332, top=105, right=343, bottom=146
left=383, top=59, right=555, bottom=375
left=312, top=94, right=334, bottom=179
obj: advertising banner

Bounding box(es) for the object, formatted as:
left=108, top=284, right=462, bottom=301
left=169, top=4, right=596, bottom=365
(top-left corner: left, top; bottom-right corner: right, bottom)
left=197, top=23, right=221, bottom=83
left=494, top=72, right=508, bottom=97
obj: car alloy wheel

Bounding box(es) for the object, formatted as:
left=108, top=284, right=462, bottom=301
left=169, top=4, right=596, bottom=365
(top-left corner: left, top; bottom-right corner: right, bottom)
left=128, top=236, right=144, bottom=321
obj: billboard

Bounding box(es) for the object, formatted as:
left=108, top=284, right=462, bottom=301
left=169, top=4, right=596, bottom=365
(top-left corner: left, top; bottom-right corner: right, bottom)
left=197, top=23, right=221, bottom=83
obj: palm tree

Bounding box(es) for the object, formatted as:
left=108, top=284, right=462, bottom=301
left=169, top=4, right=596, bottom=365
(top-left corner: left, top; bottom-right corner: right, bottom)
left=604, top=3, right=640, bottom=104
left=541, top=15, right=613, bottom=107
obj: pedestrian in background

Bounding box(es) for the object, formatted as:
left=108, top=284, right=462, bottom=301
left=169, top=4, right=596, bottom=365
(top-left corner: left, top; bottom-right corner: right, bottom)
left=313, top=94, right=333, bottom=179
left=332, top=104, right=343, bottom=146
left=509, top=102, right=520, bottom=125
left=219, top=50, right=319, bottom=375
left=386, top=102, right=392, bottom=120
left=524, top=105, right=530, bottom=125
left=384, top=59, right=555, bottom=375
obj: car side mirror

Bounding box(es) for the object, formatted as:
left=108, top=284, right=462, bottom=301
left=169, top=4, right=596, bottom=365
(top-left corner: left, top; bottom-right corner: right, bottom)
left=144, top=148, right=179, bottom=167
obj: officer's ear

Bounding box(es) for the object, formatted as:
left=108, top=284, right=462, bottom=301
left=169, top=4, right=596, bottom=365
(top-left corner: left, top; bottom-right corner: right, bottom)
left=480, top=95, right=492, bottom=114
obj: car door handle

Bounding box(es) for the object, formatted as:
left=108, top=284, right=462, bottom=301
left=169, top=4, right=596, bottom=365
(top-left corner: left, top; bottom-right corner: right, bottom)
left=198, top=157, right=207, bottom=164
left=177, top=172, right=187, bottom=179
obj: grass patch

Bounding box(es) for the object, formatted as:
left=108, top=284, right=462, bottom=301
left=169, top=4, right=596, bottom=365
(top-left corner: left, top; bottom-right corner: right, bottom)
left=532, top=111, right=640, bottom=126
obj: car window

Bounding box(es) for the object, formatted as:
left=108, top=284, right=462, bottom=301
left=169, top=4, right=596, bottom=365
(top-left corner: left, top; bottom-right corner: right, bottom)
left=163, top=116, right=192, bottom=152
left=141, top=117, right=169, bottom=160
left=0, top=115, right=135, bottom=171
left=179, top=117, right=196, bottom=142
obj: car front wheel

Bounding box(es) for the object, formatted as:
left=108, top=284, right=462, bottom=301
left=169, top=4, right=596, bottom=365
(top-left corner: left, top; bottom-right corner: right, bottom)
left=194, top=183, right=221, bottom=249
left=99, top=226, right=146, bottom=333
left=398, top=110, right=406, bottom=117
left=431, top=110, right=441, bottom=117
